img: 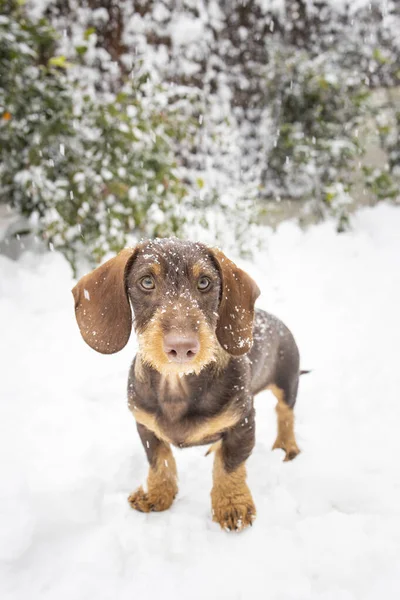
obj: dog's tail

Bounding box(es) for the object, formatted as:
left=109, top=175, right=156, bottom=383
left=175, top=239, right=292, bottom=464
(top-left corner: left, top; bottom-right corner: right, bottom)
left=300, top=369, right=312, bottom=376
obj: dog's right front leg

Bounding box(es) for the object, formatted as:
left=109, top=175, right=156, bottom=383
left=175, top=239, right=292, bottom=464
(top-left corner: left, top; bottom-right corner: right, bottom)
left=211, top=409, right=256, bottom=532
left=128, top=423, right=178, bottom=513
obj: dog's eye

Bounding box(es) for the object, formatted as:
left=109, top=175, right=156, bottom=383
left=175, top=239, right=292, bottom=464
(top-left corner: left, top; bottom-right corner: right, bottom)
left=140, top=276, right=155, bottom=290
left=197, top=276, right=211, bottom=291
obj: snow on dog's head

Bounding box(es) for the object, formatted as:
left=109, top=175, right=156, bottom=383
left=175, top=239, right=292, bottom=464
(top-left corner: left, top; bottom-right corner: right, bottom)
left=72, top=238, right=260, bottom=375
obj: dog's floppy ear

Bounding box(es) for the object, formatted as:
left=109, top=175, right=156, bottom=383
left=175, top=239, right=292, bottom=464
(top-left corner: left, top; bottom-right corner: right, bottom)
left=72, top=247, right=139, bottom=354
left=210, top=248, right=260, bottom=356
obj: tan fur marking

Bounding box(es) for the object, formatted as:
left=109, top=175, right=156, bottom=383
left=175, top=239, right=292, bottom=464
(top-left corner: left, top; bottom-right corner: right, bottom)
left=134, top=355, right=146, bottom=383
left=184, top=406, right=240, bottom=445
left=128, top=444, right=178, bottom=512
left=151, top=262, right=161, bottom=275
left=131, top=404, right=240, bottom=447
left=138, top=308, right=218, bottom=377
left=192, top=263, right=202, bottom=278
left=205, top=440, right=222, bottom=456
left=211, top=448, right=256, bottom=531
left=212, top=345, right=231, bottom=372
left=159, top=373, right=189, bottom=398
left=269, top=384, right=300, bottom=461
left=132, top=408, right=172, bottom=444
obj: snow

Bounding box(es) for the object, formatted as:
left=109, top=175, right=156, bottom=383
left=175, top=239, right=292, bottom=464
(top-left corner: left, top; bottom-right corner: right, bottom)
left=169, top=16, right=205, bottom=47
left=1, top=203, right=400, bottom=599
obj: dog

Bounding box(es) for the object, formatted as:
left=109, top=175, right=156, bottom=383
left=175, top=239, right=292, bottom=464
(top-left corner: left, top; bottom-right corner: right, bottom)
left=72, top=238, right=302, bottom=532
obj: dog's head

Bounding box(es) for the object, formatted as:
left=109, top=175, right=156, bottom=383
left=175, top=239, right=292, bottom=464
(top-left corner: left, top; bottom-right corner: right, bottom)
left=72, top=238, right=260, bottom=375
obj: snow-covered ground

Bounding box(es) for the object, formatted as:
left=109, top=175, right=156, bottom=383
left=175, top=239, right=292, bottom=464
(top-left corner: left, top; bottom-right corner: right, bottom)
left=1, top=203, right=400, bottom=600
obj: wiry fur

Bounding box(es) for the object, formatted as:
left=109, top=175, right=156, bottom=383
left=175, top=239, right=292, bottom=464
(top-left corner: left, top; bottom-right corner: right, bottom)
left=72, top=238, right=303, bottom=531
left=137, top=307, right=218, bottom=377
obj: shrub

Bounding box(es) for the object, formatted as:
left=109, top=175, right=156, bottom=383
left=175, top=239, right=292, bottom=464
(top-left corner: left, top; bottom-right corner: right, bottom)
left=0, top=1, right=192, bottom=270
left=364, top=103, right=400, bottom=204
left=263, top=47, right=370, bottom=230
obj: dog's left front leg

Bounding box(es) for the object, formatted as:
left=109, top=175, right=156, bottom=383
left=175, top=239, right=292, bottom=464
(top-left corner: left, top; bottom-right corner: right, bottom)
left=128, top=423, right=178, bottom=513
left=211, top=408, right=256, bottom=532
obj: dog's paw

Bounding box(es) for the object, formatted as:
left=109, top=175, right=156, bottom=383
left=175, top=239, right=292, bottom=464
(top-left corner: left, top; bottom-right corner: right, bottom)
left=128, top=487, right=153, bottom=513
left=212, top=497, right=256, bottom=532
left=128, top=484, right=177, bottom=513
left=272, top=438, right=300, bottom=461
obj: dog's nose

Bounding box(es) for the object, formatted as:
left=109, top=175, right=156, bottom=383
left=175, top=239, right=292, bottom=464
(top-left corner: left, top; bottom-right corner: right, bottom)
left=163, top=333, right=200, bottom=363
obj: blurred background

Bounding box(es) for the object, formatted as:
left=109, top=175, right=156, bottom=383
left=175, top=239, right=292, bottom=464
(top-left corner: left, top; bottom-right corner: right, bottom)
left=1, top=0, right=400, bottom=272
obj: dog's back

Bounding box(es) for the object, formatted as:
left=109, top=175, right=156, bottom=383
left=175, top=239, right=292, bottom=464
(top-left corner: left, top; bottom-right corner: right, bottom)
left=250, top=309, right=300, bottom=404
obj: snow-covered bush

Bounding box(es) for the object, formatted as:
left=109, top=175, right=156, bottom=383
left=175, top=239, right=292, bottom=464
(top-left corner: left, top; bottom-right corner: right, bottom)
left=43, top=0, right=395, bottom=233
left=263, top=46, right=370, bottom=229
left=364, top=99, right=400, bottom=204
left=0, top=1, right=192, bottom=269
left=3, top=0, right=400, bottom=266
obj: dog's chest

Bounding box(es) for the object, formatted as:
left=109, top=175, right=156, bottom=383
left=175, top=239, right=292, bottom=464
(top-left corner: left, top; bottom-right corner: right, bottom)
left=131, top=377, right=239, bottom=448
left=132, top=403, right=238, bottom=448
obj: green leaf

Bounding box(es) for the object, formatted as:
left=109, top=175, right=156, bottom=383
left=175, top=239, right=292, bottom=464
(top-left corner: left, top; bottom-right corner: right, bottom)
left=84, top=27, right=96, bottom=40
left=75, top=45, right=87, bottom=56
left=48, top=55, right=70, bottom=68
left=324, top=191, right=336, bottom=205
left=372, top=48, right=389, bottom=65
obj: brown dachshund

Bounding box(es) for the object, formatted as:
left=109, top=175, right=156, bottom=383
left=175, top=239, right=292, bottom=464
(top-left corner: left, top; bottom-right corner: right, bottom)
left=72, top=238, right=302, bottom=532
